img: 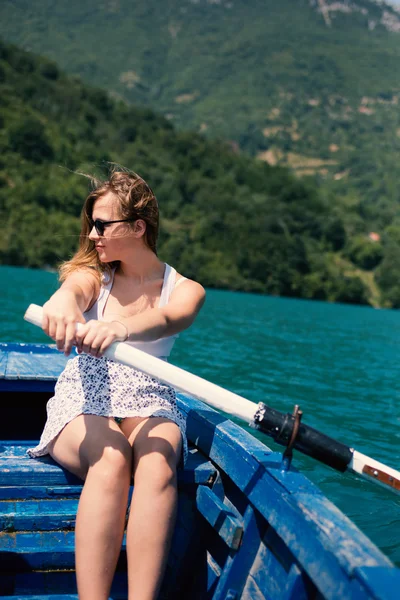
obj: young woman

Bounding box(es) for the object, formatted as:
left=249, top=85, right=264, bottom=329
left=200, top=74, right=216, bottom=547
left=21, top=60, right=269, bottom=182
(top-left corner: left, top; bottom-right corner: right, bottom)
left=28, top=169, right=206, bottom=600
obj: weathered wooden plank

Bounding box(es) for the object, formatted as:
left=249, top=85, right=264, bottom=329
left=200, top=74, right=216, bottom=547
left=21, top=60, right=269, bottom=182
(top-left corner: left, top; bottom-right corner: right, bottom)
left=0, top=499, right=79, bottom=515
left=1, top=592, right=124, bottom=600
left=0, top=486, right=83, bottom=500
left=0, top=530, right=76, bottom=550
left=0, top=347, right=9, bottom=378
left=0, top=343, right=68, bottom=392
left=1, top=512, right=77, bottom=532
left=226, top=517, right=303, bottom=600
left=0, top=568, right=128, bottom=597
left=1, top=593, right=124, bottom=600
left=241, top=574, right=267, bottom=600
left=212, top=505, right=265, bottom=600
left=4, top=350, right=71, bottom=381
left=0, top=445, right=216, bottom=487
left=178, top=449, right=217, bottom=486
left=206, top=551, right=221, bottom=594
left=196, top=486, right=243, bottom=550
left=0, top=457, right=81, bottom=486
left=0, top=444, right=43, bottom=457
left=0, top=545, right=128, bottom=572
left=0, top=547, right=76, bottom=571
left=177, top=393, right=391, bottom=600
left=247, top=536, right=294, bottom=600
left=0, top=595, right=79, bottom=599
left=283, top=564, right=312, bottom=600
left=0, top=530, right=127, bottom=552
left=0, top=463, right=214, bottom=488
left=249, top=450, right=321, bottom=496
left=295, top=492, right=393, bottom=574
left=0, top=343, right=61, bottom=358
left=353, top=566, right=400, bottom=600
left=0, top=499, right=79, bottom=532
left=0, top=440, right=38, bottom=448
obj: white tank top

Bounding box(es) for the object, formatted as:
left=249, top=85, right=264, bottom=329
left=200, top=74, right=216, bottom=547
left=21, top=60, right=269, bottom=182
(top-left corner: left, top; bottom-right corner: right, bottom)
left=83, top=264, right=187, bottom=360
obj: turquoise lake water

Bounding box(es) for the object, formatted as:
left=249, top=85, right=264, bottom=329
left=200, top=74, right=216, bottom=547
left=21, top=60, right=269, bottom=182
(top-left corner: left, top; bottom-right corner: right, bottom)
left=1, top=264, right=399, bottom=566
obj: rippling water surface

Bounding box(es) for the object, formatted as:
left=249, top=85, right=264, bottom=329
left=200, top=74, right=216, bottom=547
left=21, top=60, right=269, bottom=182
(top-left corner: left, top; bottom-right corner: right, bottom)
left=1, top=265, right=399, bottom=565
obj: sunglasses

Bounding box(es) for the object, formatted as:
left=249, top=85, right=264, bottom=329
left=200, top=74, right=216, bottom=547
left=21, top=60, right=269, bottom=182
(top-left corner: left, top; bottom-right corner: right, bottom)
left=89, top=218, right=135, bottom=236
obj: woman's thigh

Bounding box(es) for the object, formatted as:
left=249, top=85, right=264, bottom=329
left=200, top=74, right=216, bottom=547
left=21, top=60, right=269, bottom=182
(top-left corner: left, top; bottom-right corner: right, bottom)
left=120, top=417, right=182, bottom=473
left=49, top=414, right=132, bottom=480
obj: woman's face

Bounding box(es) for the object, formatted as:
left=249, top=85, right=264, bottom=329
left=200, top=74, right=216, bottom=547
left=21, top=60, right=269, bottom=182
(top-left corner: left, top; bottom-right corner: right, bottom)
left=89, top=192, right=138, bottom=263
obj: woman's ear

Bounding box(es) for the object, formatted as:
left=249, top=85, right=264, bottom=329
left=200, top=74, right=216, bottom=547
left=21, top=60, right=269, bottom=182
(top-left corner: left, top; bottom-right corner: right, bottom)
left=134, top=219, right=146, bottom=237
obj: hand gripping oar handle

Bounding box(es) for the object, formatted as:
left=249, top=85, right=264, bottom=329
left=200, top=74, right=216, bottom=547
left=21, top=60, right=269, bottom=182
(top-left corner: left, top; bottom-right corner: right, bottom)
left=24, top=303, right=400, bottom=495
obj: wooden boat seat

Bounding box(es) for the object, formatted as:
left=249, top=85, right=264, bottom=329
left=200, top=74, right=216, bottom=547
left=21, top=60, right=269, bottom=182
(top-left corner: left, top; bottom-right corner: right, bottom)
left=0, top=441, right=217, bottom=489
left=0, top=441, right=218, bottom=599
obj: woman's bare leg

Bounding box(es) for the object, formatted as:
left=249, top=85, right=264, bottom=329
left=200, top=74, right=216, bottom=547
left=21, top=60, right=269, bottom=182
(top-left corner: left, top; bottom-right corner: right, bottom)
left=49, top=415, right=133, bottom=600
left=120, top=417, right=182, bottom=600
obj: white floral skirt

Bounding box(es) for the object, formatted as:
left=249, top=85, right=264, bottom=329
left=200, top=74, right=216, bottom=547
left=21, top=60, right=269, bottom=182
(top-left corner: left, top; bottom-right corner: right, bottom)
left=27, top=353, right=188, bottom=466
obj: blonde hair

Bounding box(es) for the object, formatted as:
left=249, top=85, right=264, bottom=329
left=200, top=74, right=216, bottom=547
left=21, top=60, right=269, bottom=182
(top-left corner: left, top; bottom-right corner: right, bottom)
left=59, top=168, right=159, bottom=283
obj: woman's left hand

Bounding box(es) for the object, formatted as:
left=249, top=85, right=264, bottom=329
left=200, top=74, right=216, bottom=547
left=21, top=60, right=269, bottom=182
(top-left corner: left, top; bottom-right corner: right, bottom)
left=75, top=319, right=128, bottom=358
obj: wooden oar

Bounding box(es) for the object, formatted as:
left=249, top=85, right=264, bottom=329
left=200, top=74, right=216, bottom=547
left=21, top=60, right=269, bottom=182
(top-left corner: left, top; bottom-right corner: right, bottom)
left=24, top=303, right=400, bottom=496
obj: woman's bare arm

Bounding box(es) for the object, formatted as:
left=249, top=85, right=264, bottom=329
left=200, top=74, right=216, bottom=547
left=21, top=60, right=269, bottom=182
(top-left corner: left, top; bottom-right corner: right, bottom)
left=72, top=278, right=205, bottom=358
left=113, top=280, right=206, bottom=343
left=42, top=269, right=100, bottom=355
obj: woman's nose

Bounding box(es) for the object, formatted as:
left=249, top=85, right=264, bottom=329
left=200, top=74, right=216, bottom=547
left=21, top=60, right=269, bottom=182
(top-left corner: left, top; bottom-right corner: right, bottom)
left=88, top=225, right=99, bottom=240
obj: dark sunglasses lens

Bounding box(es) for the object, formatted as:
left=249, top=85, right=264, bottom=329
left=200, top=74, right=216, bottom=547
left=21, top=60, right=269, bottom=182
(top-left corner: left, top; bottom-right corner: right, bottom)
left=94, top=220, right=105, bottom=235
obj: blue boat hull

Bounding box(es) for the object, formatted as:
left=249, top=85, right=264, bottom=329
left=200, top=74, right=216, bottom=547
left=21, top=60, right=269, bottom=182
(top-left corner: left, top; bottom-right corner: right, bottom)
left=0, top=343, right=399, bottom=599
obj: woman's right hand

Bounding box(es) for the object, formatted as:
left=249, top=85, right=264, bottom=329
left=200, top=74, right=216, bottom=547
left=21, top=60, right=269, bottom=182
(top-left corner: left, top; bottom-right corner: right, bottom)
left=42, top=290, right=86, bottom=356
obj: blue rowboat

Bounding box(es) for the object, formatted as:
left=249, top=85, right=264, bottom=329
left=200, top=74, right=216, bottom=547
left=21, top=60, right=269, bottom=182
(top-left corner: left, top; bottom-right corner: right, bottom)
left=0, top=341, right=399, bottom=600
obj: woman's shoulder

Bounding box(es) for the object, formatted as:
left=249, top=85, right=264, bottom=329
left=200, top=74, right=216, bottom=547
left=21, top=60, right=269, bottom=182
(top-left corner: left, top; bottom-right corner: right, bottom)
left=174, top=273, right=188, bottom=288
left=63, top=267, right=100, bottom=288
left=163, top=262, right=205, bottom=296
left=173, top=271, right=205, bottom=298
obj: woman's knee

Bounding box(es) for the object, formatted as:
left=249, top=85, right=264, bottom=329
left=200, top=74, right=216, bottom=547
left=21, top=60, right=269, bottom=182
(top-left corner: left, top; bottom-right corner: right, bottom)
left=88, top=442, right=133, bottom=485
left=134, top=444, right=179, bottom=492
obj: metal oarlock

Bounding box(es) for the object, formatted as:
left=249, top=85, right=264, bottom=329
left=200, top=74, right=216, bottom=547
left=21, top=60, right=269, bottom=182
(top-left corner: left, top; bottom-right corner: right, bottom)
left=281, top=405, right=303, bottom=471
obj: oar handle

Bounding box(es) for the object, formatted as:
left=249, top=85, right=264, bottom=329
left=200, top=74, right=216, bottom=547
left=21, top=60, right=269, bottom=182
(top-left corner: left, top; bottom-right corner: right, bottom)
left=24, top=303, right=46, bottom=329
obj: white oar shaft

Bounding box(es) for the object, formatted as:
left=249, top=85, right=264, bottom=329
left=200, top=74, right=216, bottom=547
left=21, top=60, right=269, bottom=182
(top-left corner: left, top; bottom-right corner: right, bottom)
left=24, top=304, right=257, bottom=424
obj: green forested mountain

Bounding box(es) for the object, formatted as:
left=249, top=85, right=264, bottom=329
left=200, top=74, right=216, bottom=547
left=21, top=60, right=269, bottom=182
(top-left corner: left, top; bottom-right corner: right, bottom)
left=0, top=0, right=400, bottom=231
left=1, top=37, right=400, bottom=307
left=2, top=37, right=397, bottom=307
